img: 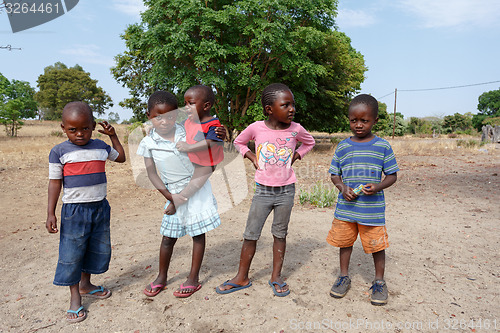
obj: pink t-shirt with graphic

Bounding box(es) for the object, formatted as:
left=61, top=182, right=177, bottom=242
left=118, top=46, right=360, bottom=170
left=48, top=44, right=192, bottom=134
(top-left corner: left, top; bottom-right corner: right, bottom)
left=234, top=121, right=315, bottom=187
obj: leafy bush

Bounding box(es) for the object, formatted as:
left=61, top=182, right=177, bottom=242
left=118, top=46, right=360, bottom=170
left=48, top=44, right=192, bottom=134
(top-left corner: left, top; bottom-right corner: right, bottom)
left=408, top=116, right=445, bottom=136
left=443, top=113, right=473, bottom=133
left=456, top=139, right=484, bottom=148
left=299, top=181, right=338, bottom=208
left=455, top=129, right=477, bottom=135
left=373, top=102, right=407, bottom=136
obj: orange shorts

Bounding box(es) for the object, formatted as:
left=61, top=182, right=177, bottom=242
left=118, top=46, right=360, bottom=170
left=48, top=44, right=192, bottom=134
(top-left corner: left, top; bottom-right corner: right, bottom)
left=326, top=218, right=389, bottom=254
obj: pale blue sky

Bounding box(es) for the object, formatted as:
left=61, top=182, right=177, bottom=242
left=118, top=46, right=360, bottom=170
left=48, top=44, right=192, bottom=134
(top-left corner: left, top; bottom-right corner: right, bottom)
left=1, top=0, right=499, bottom=122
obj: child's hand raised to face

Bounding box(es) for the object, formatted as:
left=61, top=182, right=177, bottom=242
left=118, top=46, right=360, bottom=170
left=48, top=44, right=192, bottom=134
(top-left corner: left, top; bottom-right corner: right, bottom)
left=98, top=121, right=117, bottom=136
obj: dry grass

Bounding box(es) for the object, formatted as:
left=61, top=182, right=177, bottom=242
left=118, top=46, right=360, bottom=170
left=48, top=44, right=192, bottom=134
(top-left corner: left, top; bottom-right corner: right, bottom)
left=310, top=133, right=489, bottom=157
left=0, top=120, right=60, bottom=138
left=0, top=121, right=130, bottom=164
left=0, top=120, right=130, bottom=138
left=0, top=121, right=489, bottom=157
left=387, top=135, right=486, bottom=156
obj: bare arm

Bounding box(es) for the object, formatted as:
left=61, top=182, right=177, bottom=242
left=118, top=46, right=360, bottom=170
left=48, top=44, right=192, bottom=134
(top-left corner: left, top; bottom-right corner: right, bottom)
left=98, top=121, right=126, bottom=163
left=363, top=173, right=398, bottom=195
left=174, top=164, right=214, bottom=204
left=176, top=139, right=220, bottom=153
left=244, top=151, right=260, bottom=170
left=176, top=125, right=226, bottom=153
left=144, top=157, right=173, bottom=202
left=171, top=126, right=226, bottom=205
left=46, top=179, right=62, bottom=233
left=144, top=157, right=178, bottom=215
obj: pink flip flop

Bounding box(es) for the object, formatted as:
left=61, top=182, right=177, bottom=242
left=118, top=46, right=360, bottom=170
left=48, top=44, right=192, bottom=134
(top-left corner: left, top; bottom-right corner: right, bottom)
left=173, top=283, right=202, bottom=298
left=143, top=283, right=166, bottom=297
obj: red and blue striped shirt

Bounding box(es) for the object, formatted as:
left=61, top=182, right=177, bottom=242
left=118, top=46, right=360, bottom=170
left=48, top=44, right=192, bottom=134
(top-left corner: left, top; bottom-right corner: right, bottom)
left=49, top=139, right=119, bottom=203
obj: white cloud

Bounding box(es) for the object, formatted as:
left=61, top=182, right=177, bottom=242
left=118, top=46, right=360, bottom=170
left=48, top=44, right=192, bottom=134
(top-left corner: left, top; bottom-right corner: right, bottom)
left=336, top=9, right=377, bottom=28
left=60, top=44, right=114, bottom=66
left=400, top=0, right=500, bottom=28
left=112, top=0, right=146, bottom=19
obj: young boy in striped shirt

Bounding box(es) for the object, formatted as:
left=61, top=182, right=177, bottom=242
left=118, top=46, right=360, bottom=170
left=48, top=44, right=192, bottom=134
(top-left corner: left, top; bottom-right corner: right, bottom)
left=327, top=94, right=398, bottom=305
left=46, top=102, right=126, bottom=323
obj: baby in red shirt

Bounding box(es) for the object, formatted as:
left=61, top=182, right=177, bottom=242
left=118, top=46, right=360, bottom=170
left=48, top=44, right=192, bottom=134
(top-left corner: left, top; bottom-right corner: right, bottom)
left=174, top=85, right=224, bottom=202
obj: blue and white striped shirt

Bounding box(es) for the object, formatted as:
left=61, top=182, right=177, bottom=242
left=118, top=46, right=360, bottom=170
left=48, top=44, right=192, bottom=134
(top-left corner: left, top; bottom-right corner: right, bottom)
left=329, top=136, right=399, bottom=226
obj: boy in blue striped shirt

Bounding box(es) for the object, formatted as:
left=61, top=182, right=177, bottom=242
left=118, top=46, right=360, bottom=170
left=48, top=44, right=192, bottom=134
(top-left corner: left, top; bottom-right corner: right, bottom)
left=327, top=94, right=398, bottom=305
left=46, top=102, right=126, bottom=322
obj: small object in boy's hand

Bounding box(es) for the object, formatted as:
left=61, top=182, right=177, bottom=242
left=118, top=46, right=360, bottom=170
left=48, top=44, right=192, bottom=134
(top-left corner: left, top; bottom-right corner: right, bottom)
left=353, top=184, right=365, bottom=195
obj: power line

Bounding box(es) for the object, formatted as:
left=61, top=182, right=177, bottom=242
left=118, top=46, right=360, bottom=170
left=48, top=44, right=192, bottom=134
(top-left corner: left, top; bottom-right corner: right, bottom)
left=378, top=91, right=394, bottom=99
left=399, top=80, right=500, bottom=92
left=377, top=80, right=500, bottom=99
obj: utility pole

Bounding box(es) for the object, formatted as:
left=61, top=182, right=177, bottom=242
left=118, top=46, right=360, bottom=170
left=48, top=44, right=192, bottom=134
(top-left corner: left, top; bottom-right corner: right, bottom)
left=392, top=88, right=397, bottom=138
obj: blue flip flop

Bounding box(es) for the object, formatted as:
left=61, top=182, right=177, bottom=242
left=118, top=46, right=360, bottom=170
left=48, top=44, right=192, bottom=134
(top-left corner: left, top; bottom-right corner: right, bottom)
left=66, top=305, right=87, bottom=323
left=81, top=285, right=112, bottom=299
left=268, top=280, right=290, bottom=297
left=216, top=280, right=252, bottom=294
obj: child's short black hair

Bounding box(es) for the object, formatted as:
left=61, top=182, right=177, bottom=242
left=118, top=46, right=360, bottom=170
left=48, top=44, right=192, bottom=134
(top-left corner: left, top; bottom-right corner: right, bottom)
left=148, top=90, right=178, bottom=113
left=261, top=83, right=291, bottom=116
left=187, top=85, right=215, bottom=106
left=349, top=94, right=379, bottom=118
left=62, top=101, right=93, bottom=121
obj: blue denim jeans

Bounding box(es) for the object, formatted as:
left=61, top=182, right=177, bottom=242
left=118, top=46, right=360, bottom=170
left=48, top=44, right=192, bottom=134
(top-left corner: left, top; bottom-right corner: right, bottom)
left=243, top=183, right=295, bottom=240
left=53, top=199, right=111, bottom=286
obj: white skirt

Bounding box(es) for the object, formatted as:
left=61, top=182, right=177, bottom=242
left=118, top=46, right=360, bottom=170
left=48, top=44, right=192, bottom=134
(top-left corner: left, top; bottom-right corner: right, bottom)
left=160, top=179, right=221, bottom=238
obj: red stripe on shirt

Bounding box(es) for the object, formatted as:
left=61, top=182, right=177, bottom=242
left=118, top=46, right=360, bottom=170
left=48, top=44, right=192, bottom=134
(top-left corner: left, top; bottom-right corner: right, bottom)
left=63, top=160, right=106, bottom=176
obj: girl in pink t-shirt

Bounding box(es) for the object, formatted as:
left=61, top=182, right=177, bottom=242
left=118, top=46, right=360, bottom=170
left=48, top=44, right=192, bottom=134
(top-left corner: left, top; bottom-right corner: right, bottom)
left=216, top=83, right=315, bottom=297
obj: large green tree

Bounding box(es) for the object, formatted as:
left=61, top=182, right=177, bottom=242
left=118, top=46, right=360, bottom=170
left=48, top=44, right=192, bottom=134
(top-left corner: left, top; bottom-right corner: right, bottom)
left=472, top=88, right=500, bottom=130
left=111, top=0, right=366, bottom=136
left=0, top=73, right=38, bottom=136
left=372, top=101, right=406, bottom=136
left=35, top=62, right=113, bottom=120
left=443, top=112, right=473, bottom=133
left=291, top=31, right=366, bottom=133
left=477, top=89, right=500, bottom=116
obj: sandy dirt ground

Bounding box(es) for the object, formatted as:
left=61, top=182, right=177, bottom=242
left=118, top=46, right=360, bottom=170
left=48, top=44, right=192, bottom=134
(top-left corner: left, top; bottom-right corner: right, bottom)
left=0, top=121, right=499, bottom=333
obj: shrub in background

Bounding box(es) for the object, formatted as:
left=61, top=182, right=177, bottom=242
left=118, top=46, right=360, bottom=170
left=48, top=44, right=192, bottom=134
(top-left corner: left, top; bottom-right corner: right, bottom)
left=299, top=181, right=338, bottom=208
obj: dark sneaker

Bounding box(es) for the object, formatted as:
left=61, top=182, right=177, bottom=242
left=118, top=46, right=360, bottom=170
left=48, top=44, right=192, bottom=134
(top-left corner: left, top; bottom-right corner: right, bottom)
left=370, top=280, right=388, bottom=305
left=330, top=275, right=351, bottom=298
